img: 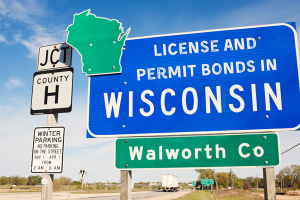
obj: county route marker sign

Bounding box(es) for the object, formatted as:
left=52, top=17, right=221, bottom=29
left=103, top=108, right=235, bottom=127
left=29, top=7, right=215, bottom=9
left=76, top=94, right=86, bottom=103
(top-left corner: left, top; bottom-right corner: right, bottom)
left=31, top=68, right=74, bottom=115
left=86, top=22, right=300, bottom=138
left=115, top=133, right=280, bottom=169
left=31, top=126, right=65, bottom=173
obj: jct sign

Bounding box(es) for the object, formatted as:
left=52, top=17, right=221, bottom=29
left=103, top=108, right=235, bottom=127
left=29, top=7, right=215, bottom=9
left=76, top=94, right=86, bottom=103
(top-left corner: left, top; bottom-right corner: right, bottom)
left=115, top=133, right=280, bottom=169
left=31, top=68, right=73, bottom=115
left=37, top=43, right=72, bottom=71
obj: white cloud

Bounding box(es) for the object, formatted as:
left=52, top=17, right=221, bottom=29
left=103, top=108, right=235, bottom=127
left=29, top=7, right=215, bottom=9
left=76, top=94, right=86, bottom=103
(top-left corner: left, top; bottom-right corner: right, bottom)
left=0, top=105, right=12, bottom=112
left=0, top=0, right=66, bottom=59
left=5, top=77, right=24, bottom=89
left=0, top=34, right=6, bottom=43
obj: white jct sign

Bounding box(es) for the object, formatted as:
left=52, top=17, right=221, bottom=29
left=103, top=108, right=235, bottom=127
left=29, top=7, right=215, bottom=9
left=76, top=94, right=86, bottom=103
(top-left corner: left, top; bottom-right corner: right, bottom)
left=37, top=43, right=72, bottom=71
left=31, top=68, right=73, bottom=115
left=31, top=126, right=65, bottom=173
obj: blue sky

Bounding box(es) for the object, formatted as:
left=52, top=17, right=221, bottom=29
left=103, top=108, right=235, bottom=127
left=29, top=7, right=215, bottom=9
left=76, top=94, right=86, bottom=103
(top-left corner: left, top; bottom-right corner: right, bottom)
left=1, top=0, right=300, bottom=183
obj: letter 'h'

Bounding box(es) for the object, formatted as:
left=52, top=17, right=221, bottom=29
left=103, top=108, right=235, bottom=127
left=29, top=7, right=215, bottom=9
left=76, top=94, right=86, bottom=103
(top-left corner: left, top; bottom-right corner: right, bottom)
left=44, top=85, right=59, bottom=104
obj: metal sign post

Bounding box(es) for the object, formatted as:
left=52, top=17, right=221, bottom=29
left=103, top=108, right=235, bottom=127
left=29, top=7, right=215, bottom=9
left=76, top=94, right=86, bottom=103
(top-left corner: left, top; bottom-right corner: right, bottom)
left=211, top=184, right=212, bottom=200
left=202, top=184, right=203, bottom=200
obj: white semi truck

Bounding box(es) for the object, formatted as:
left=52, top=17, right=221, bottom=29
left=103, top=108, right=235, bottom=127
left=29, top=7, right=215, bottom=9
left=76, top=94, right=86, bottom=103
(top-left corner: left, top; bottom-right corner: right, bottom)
left=162, top=175, right=178, bottom=192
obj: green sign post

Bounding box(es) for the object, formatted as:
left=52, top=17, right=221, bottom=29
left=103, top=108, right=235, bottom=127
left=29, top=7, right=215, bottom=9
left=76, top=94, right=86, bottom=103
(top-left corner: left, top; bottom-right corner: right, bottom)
left=115, top=133, right=280, bottom=169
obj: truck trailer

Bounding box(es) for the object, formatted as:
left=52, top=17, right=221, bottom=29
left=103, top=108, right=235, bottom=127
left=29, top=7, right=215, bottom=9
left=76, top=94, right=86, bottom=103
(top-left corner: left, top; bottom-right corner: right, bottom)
left=162, top=175, right=178, bottom=192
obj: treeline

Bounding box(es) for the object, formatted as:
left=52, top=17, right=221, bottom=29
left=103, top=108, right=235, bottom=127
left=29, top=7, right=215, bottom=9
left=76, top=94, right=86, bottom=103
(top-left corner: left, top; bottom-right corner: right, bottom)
left=276, top=164, right=300, bottom=188
left=195, top=164, right=300, bottom=190
left=0, top=176, right=74, bottom=186
left=0, top=176, right=42, bottom=186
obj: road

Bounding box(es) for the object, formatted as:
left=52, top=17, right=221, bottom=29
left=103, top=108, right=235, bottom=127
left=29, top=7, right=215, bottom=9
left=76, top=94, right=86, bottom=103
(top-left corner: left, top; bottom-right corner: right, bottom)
left=0, top=190, right=191, bottom=200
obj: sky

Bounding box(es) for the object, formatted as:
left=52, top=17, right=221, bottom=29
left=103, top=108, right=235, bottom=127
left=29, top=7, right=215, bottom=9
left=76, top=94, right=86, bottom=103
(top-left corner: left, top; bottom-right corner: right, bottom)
left=1, top=0, right=300, bottom=184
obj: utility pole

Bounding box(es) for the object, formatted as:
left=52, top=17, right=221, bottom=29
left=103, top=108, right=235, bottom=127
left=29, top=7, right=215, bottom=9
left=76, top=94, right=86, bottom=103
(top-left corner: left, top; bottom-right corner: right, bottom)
left=283, top=175, right=284, bottom=192
left=214, top=169, right=218, bottom=190
left=256, top=174, right=258, bottom=192
left=281, top=177, right=282, bottom=193
left=41, top=113, right=57, bottom=200
left=230, top=168, right=233, bottom=190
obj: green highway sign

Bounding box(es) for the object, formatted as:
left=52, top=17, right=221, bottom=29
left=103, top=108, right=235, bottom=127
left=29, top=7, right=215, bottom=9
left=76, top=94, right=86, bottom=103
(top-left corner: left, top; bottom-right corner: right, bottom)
left=192, top=181, right=196, bottom=186
left=201, top=179, right=214, bottom=185
left=115, top=133, right=280, bottom=169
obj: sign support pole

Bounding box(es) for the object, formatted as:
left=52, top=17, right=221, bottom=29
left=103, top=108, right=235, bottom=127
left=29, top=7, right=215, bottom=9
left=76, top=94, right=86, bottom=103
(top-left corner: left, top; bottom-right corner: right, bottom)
left=263, top=167, right=276, bottom=200
left=41, top=113, right=58, bottom=200
left=81, top=177, right=84, bottom=191
left=120, top=170, right=132, bottom=200
left=202, top=184, right=203, bottom=200
left=211, top=184, right=212, bottom=200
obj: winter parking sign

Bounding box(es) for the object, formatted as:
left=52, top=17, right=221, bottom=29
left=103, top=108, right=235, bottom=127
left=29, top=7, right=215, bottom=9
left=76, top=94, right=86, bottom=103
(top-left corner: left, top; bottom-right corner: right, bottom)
left=87, top=23, right=300, bottom=138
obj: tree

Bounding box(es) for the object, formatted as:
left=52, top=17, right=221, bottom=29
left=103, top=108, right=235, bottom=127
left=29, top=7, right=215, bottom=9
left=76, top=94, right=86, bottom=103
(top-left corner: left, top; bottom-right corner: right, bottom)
left=195, top=169, right=213, bottom=180
left=72, top=181, right=81, bottom=185
left=276, top=164, right=300, bottom=188
left=0, top=176, right=8, bottom=185
left=27, top=175, right=42, bottom=185
left=259, top=178, right=264, bottom=188
left=216, top=172, right=229, bottom=188
left=245, top=176, right=255, bottom=186
left=243, top=182, right=252, bottom=190
left=54, top=177, right=72, bottom=185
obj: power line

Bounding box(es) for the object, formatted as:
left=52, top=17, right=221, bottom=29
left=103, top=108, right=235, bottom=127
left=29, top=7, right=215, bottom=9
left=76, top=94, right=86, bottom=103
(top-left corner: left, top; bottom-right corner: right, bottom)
left=281, top=143, right=300, bottom=155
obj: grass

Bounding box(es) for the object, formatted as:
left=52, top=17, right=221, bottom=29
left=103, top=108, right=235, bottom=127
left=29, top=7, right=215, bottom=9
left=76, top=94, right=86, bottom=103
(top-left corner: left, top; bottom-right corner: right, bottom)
left=175, top=189, right=264, bottom=200
left=175, top=190, right=214, bottom=200
left=0, top=185, right=42, bottom=193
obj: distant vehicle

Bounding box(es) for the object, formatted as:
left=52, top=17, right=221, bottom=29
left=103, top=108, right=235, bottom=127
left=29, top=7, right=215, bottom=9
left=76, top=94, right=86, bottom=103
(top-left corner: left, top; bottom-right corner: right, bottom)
left=162, top=175, right=178, bottom=192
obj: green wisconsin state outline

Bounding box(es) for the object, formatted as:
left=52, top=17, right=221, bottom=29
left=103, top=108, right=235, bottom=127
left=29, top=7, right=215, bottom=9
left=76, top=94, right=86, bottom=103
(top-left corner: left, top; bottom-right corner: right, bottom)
left=66, top=9, right=130, bottom=76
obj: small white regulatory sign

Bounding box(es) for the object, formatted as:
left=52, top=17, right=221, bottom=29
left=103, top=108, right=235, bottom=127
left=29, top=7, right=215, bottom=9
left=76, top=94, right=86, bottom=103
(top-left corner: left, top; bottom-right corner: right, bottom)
left=37, top=43, right=72, bottom=71
left=30, top=68, right=73, bottom=115
left=31, top=126, right=65, bottom=173
left=79, top=169, right=87, bottom=178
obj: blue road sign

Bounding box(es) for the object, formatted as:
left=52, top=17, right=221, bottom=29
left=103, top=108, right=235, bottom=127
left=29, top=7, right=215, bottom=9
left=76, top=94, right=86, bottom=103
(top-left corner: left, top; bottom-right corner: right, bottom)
left=87, top=23, right=300, bottom=138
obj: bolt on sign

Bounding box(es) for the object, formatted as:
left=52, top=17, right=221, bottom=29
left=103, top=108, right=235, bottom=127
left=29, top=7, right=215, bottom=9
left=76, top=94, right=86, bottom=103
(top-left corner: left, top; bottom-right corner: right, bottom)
left=115, top=133, right=280, bottom=169
left=85, top=22, right=300, bottom=138
left=30, top=68, right=74, bottom=115
left=31, top=127, right=65, bottom=173
left=37, top=42, right=72, bottom=71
